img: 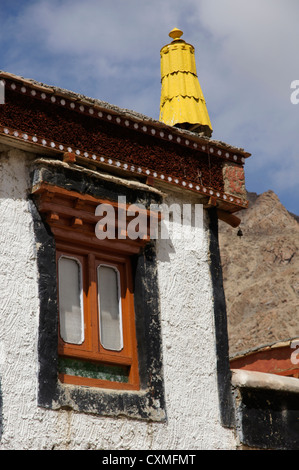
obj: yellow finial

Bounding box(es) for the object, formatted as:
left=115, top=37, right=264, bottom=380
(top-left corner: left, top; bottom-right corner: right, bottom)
left=159, top=29, right=212, bottom=137
left=169, top=28, right=184, bottom=41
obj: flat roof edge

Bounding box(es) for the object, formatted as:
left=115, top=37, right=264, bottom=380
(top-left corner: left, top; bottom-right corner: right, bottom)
left=231, top=369, right=299, bottom=394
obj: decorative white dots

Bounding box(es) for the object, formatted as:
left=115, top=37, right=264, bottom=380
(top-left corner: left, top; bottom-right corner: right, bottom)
left=59, top=145, right=64, bottom=151
left=160, top=174, right=165, bottom=180
left=79, top=105, right=84, bottom=112
left=123, top=163, right=128, bottom=169
left=151, top=129, right=156, bottom=135
left=233, top=155, right=238, bottom=161
left=13, top=131, right=19, bottom=137
left=196, top=185, right=200, bottom=190
left=203, top=187, right=207, bottom=193
left=174, top=179, right=179, bottom=184
left=209, top=190, right=214, bottom=195
left=11, top=83, right=16, bottom=90
left=168, top=177, right=172, bottom=182
left=177, top=137, right=181, bottom=143
left=51, top=142, right=56, bottom=148
left=225, top=152, right=230, bottom=158
left=84, top=152, right=89, bottom=157
left=189, top=183, right=193, bottom=188
left=42, top=139, right=47, bottom=146
left=32, top=136, right=38, bottom=142
left=209, top=147, right=214, bottom=153
left=138, top=167, right=142, bottom=173
left=70, top=102, right=75, bottom=109
left=21, top=87, right=26, bottom=93
left=41, top=93, right=46, bottom=99
left=116, top=161, right=121, bottom=167
left=217, top=150, right=222, bottom=156
left=51, top=96, right=56, bottom=103
left=202, top=145, right=206, bottom=151
left=60, top=99, right=66, bottom=106
left=107, top=114, right=112, bottom=120
left=185, top=140, right=189, bottom=146
left=182, top=181, right=186, bottom=186
left=134, top=123, right=139, bottom=129
left=108, top=158, right=113, bottom=164
left=125, top=120, right=130, bottom=126
left=4, top=128, right=9, bottom=134
left=241, top=157, right=245, bottom=163
left=223, top=195, right=227, bottom=200
left=22, top=134, right=28, bottom=140
left=100, top=156, right=105, bottom=162
left=98, top=111, right=103, bottom=117
left=31, top=90, right=36, bottom=96
left=193, top=143, right=198, bottom=149
left=92, top=155, right=97, bottom=160
left=89, top=108, right=94, bottom=115
left=160, top=131, right=164, bottom=137
left=116, top=117, right=121, bottom=124
left=216, top=192, right=220, bottom=197
left=130, top=165, right=135, bottom=171
left=142, top=126, right=147, bottom=132
left=67, top=147, right=73, bottom=152
left=146, top=169, right=150, bottom=175
left=153, top=172, right=157, bottom=177
left=168, top=134, right=173, bottom=140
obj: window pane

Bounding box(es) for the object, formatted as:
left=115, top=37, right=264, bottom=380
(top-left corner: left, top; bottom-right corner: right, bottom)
left=58, top=257, right=84, bottom=345
left=98, top=265, right=123, bottom=351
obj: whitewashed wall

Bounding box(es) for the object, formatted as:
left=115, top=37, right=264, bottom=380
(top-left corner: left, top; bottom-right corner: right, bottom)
left=0, top=145, right=236, bottom=450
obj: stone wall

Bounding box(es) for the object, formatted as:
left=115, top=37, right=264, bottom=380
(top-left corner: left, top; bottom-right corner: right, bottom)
left=0, top=144, right=236, bottom=450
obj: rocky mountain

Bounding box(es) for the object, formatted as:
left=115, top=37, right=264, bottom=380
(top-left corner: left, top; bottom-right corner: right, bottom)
left=218, top=190, right=299, bottom=357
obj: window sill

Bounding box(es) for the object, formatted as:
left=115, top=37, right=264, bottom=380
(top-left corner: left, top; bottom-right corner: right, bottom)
left=51, top=380, right=166, bottom=422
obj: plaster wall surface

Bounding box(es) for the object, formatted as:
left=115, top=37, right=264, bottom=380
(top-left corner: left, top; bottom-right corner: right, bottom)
left=0, top=146, right=236, bottom=450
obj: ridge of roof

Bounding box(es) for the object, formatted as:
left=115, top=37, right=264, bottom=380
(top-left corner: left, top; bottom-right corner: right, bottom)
left=0, top=70, right=250, bottom=158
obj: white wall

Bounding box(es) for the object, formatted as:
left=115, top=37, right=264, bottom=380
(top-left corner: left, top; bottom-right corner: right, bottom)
left=0, top=145, right=236, bottom=450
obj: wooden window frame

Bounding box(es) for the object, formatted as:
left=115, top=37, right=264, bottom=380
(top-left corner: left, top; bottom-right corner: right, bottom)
left=56, top=242, right=140, bottom=391
left=32, top=183, right=157, bottom=392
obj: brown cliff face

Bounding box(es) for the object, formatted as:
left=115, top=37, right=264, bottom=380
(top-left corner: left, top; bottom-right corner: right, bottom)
left=218, top=190, right=299, bottom=357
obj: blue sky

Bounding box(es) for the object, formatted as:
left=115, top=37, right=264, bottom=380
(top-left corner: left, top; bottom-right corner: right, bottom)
left=1, top=0, right=298, bottom=214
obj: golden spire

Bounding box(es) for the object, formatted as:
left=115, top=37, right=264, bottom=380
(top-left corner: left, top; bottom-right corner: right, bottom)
left=159, top=28, right=212, bottom=137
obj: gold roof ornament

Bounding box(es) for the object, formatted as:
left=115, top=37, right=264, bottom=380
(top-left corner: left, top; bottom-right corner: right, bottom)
left=159, top=28, right=212, bottom=137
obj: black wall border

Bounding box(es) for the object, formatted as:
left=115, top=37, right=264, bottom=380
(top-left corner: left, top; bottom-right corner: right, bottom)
left=30, top=162, right=167, bottom=422
left=208, top=207, right=235, bottom=429
left=236, top=387, right=299, bottom=450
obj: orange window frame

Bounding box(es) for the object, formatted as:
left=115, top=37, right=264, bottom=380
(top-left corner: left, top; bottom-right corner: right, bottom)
left=56, top=242, right=139, bottom=391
